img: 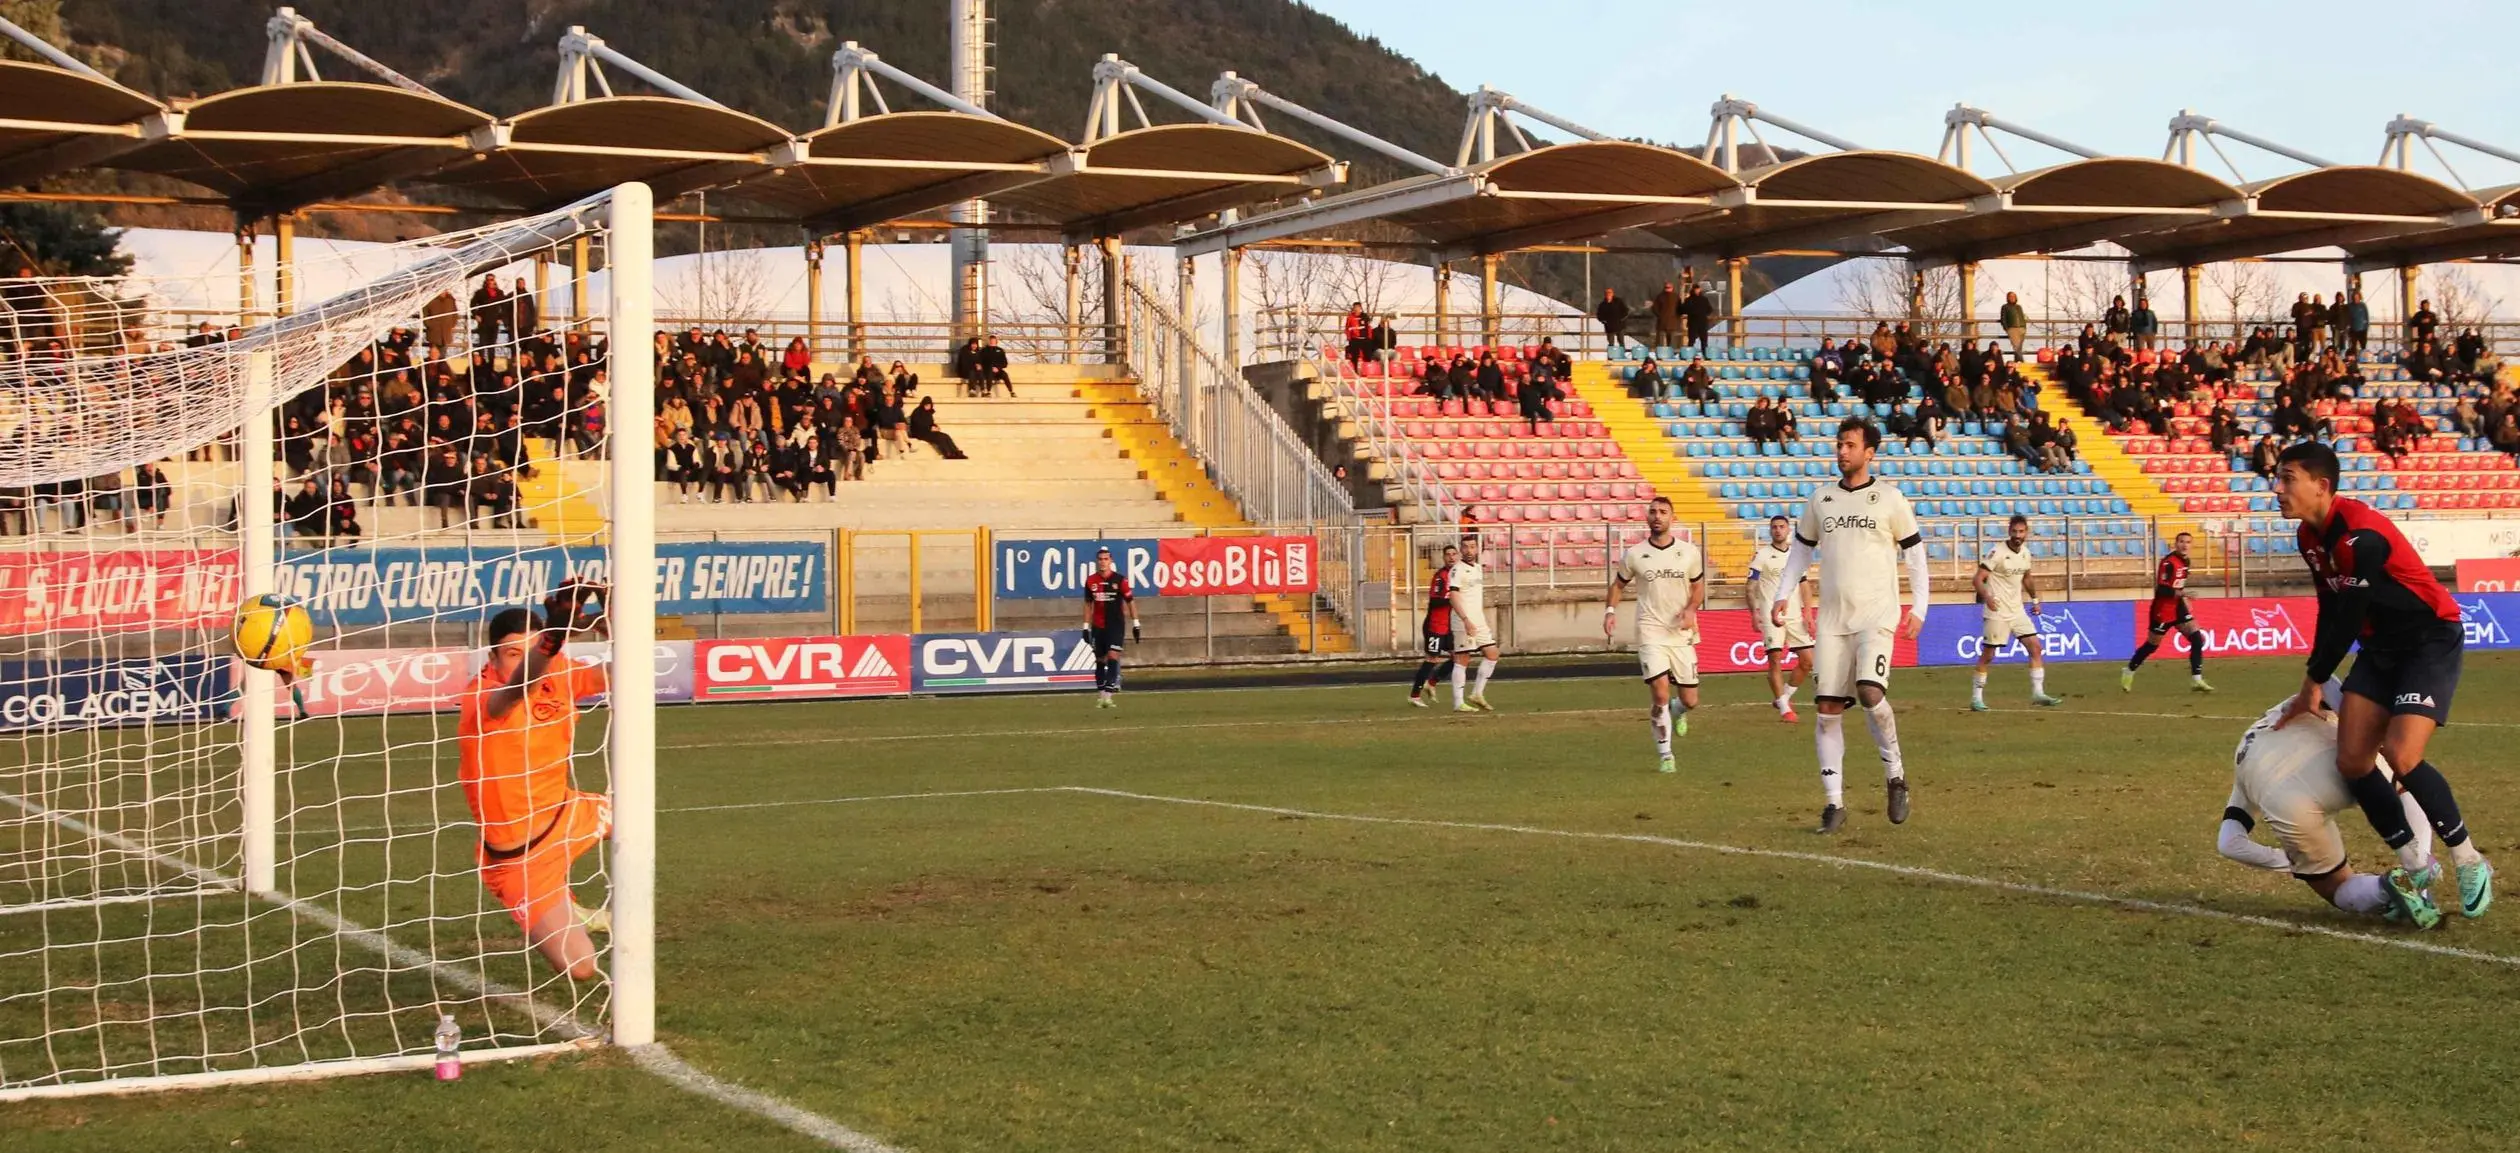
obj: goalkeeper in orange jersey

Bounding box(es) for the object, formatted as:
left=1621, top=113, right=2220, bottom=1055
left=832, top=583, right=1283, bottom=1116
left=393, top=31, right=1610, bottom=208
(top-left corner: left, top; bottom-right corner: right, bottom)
left=456, top=580, right=611, bottom=979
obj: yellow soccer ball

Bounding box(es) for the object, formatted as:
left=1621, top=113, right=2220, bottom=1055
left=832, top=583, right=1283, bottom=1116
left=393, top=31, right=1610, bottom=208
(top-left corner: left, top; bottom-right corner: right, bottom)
left=230, top=594, right=313, bottom=677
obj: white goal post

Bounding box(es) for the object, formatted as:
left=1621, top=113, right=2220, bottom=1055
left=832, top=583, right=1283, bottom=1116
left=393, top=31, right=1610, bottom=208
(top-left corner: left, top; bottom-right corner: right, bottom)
left=0, top=182, right=655, bottom=1098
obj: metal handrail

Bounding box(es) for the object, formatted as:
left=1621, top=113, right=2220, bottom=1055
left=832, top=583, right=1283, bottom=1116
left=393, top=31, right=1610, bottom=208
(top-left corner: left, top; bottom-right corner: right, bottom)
left=1310, top=354, right=1461, bottom=527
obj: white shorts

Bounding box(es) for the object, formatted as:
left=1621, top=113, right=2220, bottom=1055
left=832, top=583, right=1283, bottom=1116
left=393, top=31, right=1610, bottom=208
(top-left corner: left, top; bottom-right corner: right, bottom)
left=1452, top=619, right=1496, bottom=652
left=1814, top=628, right=1895, bottom=701
left=2262, top=799, right=2348, bottom=878
left=1980, top=610, right=2038, bottom=646
left=1639, top=637, right=1699, bottom=686
left=1760, top=615, right=1813, bottom=653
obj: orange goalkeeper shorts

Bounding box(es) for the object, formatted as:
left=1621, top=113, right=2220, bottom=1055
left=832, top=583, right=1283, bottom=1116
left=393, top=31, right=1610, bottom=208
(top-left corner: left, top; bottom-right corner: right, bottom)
left=477, top=790, right=611, bottom=933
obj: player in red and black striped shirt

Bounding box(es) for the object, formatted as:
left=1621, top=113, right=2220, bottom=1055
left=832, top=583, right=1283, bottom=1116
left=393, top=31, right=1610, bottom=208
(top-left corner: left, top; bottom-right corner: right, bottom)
left=1407, top=544, right=1459, bottom=707
left=2121, top=532, right=2213, bottom=692
left=2271, top=440, right=2491, bottom=924
left=1081, top=547, right=1140, bottom=709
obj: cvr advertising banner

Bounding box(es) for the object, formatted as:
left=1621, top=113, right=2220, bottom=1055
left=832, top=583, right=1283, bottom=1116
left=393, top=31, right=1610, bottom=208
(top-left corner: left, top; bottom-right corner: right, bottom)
left=912, top=631, right=1101, bottom=694
left=1914, top=601, right=2137, bottom=667
left=694, top=635, right=910, bottom=701
left=993, top=536, right=1320, bottom=599
left=0, top=656, right=231, bottom=732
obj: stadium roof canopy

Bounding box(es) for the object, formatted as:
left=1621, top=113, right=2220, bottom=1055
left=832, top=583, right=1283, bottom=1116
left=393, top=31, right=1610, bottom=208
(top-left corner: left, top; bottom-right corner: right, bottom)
left=0, top=60, right=1340, bottom=237
left=1, top=53, right=2515, bottom=269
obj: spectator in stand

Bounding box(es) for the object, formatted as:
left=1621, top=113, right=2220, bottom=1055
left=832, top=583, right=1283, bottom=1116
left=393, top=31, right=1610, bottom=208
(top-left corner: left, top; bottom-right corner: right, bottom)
left=1627, top=356, right=1661, bottom=401
left=2289, top=293, right=2320, bottom=359
left=2340, top=289, right=2370, bottom=355
left=2053, top=418, right=2079, bottom=464
left=284, top=476, right=329, bottom=539
left=2247, top=432, right=2281, bottom=479
left=2208, top=401, right=2241, bottom=457
left=510, top=276, right=538, bottom=342
left=888, top=361, right=920, bottom=404
left=2001, top=417, right=2038, bottom=468
left=2453, top=394, right=2484, bottom=438
left=782, top=336, right=812, bottom=379
left=1372, top=315, right=1400, bottom=372
left=2102, top=295, right=2131, bottom=346
left=1341, top=302, right=1371, bottom=368
left=2454, top=328, right=2487, bottom=379
left=84, top=467, right=127, bottom=533
left=706, top=433, right=746, bottom=501
left=423, top=445, right=465, bottom=527
left=834, top=409, right=866, bottom=482
left=978, top=336, right=1013, bottom=397
left=660, top=428, right=703, bottom=502
left=131, top=460, right=171, bottom=529
left=1440, top=352, right=1474, bottom=406
left=1681, top=284, right=1716, bottom=356
left=1744, top=397, right=1781, bottom=447
left=465, top=453, right=513, bottom=528
left=768, top=419, right=809, bottom=501
left=1472, top=351, right=1507, bottom=403
left=1999, top=292, right=2028, bottom=360
left=874, top=384, right=910, bottom=459
left=468, top=275, right=506, bottom=349
left=1518, top=363, right=1557, bottom=435
left=908, top=397, right=967, bottom=459
left=2408, top=298, right=2441, bottom=348
left=2128, top=296, right=2159, bottom=352
left=1679, top=357, right=1716, bottom=404
left=952, top=337, right=985, bottom=395
left=378, top=423, right=421, bottom=505
left=2029, top=412, right=2069, bottom=473
left=1533, top=336, right=1571, bottom=380
left=1594, top=288, right=1630, bottom=352
left=1807, top=345, right=1840, bottom=403
left=741, top=438, right=775, bottom=499
left=1884, top=399, right=1927, bottom=450
left=2493, top=405, right=2520, bottom=458
left=1650, top=283, right=1681, bottom=351
left=0, top=482, right=26, bottom=536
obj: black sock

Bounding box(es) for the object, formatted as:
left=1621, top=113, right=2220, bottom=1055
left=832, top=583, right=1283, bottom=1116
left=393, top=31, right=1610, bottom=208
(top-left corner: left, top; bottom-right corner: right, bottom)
left=2402, top=761, right=2471, bottom=847
left=1095, top=658, right=1112, bottom=691
left=2128, top=640, right=2158, bottom=671
left=1109, top=661, right=1122, bottom=692
left=2347, top=770, right=2417, bottom=849
left=2187, top=641, right=2204, bottom=676
left=1410, top=662, right=1434, bottom=694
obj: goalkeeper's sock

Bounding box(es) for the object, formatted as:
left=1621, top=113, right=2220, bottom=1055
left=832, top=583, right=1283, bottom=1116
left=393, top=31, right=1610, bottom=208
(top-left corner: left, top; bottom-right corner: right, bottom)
left=1814, top=712, right=1846, bottom=807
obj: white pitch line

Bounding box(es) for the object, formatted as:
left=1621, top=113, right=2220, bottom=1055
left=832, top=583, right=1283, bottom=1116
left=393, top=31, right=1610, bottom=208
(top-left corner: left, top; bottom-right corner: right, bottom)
left=630, top=1044, right=909, bottom=1153
left=1062, top=787, right=2520, bottom=970
left=667, top=787, right=1073, bottom=815
left=0, top=790, right=901, bottom=1151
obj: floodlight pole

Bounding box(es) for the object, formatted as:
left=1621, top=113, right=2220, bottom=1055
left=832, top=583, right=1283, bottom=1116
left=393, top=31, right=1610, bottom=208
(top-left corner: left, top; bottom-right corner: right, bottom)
left=1212, top=72, right=1452, bottom=176
left=261, top=7, right=438, bottom=96
left=0, top=14, right=106, bottom=78
left=554, top=26, right=722, bottom=107
left=948, top=0, right=992, bottom=342
left=1703, top=95, right=1863, bottom=172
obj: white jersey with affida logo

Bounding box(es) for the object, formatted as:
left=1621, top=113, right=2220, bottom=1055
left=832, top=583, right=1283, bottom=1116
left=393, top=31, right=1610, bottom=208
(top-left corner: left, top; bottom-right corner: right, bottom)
left=1793, top=479, right=1921, bottom=635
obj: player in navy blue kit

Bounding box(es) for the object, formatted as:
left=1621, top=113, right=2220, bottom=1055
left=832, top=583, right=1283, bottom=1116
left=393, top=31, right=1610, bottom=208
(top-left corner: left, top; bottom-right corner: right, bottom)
left=2272, top=441, right=2492, bottom=926
left=1081, top=546, right=1141, bottom=709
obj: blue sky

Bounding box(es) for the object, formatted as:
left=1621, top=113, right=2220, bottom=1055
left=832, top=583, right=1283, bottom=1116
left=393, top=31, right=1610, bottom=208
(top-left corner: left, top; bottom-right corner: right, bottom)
left=1302, top=1, right=2520, bottom=189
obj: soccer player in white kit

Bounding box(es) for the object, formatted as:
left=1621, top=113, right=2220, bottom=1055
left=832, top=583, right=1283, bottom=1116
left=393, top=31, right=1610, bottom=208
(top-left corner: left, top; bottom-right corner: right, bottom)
left=1971, top=514, right=2065, bottom=711
left=1746, top=514, right=1812, bottom=723
left=1771, top=419, right=1929, bottom=834
left=1448, top=535, right=1501, bottom=712
left=2218, top=680, right=2445, bottom=926
left=1605, top=496, right=1705, bottom=773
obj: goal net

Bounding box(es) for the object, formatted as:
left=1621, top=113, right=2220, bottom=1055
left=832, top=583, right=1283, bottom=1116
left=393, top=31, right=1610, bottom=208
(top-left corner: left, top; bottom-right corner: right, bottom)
left=0, top=184, right=657, bottom=1097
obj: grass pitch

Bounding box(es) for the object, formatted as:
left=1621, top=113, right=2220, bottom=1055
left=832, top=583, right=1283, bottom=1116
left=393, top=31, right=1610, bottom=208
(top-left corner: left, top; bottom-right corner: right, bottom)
left=11, top=653, right=2520, bottom=1151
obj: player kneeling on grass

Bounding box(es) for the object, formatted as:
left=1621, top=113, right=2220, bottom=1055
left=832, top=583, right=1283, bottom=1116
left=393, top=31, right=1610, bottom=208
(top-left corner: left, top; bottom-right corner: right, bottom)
left=2219, top=681, right=2448, bottom=926
left=457, top=585, right=612, bottom=980
left=1605, top=496, right=1705, bottom=773
left=1972, top=514, right=2064, bottom=711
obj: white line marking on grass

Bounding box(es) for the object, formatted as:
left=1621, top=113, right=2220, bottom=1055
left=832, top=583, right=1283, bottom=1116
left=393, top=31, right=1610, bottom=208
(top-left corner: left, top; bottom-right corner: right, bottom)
left=658, top=703, right=1763, bottom=753
left=667, top=787, right=1073, bottom=815
left=1064, top=787, right=2520, bottom=970
left=1975, top=705, right=2520, bottom=730
left=0, top=790, right=907, bottom=1150
left=630, top=1044, right=910, bottom=1153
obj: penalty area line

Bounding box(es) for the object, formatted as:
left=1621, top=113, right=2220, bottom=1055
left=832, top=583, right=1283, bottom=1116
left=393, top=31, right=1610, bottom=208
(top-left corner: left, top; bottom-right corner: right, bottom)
left=1062, top=787, right=2520, bottom=971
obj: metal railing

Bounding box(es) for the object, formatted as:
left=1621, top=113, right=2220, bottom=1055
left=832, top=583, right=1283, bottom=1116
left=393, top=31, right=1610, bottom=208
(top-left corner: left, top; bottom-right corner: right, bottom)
left=1309, top=356, right=1462, bottom=528
left=1256, top=306, right=2520, bottom=365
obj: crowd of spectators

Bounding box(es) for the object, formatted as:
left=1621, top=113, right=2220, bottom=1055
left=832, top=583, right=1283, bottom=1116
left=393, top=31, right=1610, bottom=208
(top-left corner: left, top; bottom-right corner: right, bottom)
left=1407, top=339, right=1573, bottom=436
left=1593, top=282, right=1717, bottom=354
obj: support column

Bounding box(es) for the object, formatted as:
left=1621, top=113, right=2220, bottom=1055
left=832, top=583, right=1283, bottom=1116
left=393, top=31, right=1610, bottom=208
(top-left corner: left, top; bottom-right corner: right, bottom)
left=1478, top=252, right=1501, bottom=348
left=1062, top=244, right=1083, bottom=361
left=1178, top=254, right=1199, bottom=447
left=1101, top=235, right=1126, bottom=364
left=1723, top=258, right=1744, bottom=350
left=844, top=231, right=865, bottom=360
left=569, top=235, right=590, bottom=324
left=1221, top=246, right=1242, bottom=372
left=533, top=255, right=550, bottom=322
left=2399, top=265, right=2420, bottom=339
left=1958, top=262, right=1978, bottom=341
left=2181, top=265, right=2202, bottom=344
left=235, top=221, right=257, bottom=325
left=273, top=214, right=296, bottom=317
left=1432, top=260, right=1452, bottom=347
left=804, top=237, right=825, bottom=364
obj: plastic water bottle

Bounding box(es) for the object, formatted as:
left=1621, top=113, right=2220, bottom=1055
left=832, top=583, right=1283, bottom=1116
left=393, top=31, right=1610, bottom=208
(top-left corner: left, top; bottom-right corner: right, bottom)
left=433, top=1013, right=462, bottom=1081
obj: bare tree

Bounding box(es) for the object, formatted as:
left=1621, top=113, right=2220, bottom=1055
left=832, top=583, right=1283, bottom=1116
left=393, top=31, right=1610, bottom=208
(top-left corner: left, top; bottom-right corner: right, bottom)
left=1833, top=258, right=1961, bottom=339
left=1243, top=249, right=1336, bottom=361
left=2201, top=261, right=2283, bottom=341
left=2424, top=266, right=2502, bottom=333
left=2047, top=255, right=2133, bottom=335
left=659, top=246, right=772, bottom=329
